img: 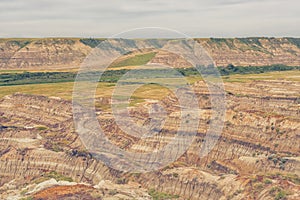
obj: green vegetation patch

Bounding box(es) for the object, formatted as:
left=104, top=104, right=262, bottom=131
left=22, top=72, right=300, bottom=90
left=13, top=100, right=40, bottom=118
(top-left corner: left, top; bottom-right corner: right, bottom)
left=209, top=38, right=235, bottom=48
left=46, top=171, right=73, bottom=182
left=237, top=37, right=262, bottom=47
left=218, top=64, right=299, bottom=75
left=20, top=197, right=33, bottom=200
left=0, top=71, right=76, bottom=86
left=177, top=64, right=300, bottom=76
left=148, top=189, right=179, bottom=200
left=210, top=38, right=227, bottom=44
left=269, top=186, right=290, bottom=200
left=285, top=37, right=300, bottom=49
left=0, top=64, right=298, bottom=88
left=34, top=171, right=73, bottom=184
left=36, top=125, right=48, bottom=131
left=79, top=38, right=104, bottom=48
left=5, top=39, right=32, bottom=49
left=110, top=52, right=156, bottom=68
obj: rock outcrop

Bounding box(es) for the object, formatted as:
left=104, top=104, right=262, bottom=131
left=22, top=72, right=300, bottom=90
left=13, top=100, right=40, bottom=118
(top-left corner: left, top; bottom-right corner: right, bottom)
left=0, top=38, right=300, bottom=70
left=0, top=76, right=299, bottom=199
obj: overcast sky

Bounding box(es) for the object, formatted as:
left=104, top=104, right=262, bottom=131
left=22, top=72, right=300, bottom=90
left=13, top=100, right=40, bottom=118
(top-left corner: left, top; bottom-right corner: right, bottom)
left=0, top=0, right=299, bottom=38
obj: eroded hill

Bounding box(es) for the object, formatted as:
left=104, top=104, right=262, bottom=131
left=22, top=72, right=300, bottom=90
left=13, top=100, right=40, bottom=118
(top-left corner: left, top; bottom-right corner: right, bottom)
left=0, top=37, right=299, bottom=199
left=0, top=38, right=300, bottom=70
left=0, top=76, right=299, bottom=199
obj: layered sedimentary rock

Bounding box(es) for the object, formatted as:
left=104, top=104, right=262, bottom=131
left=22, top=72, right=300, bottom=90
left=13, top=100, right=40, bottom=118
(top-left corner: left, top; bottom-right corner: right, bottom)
left=0, top=77, right=299, bottom=199
left=0, top=38, right=300, bottom=70
left=198, top=38, right=300, bottom=67
left=0, top=38, right=91, bottom=70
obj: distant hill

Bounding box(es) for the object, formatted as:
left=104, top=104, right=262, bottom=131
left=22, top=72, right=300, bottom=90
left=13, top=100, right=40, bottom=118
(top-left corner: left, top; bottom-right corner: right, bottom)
left=0, top=37, right=299, bottom=70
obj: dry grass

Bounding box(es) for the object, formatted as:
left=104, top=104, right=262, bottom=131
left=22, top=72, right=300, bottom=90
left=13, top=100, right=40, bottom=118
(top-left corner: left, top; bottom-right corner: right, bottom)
left=0, top=70, right=298, bottom=103
left=0, top=82, right=114, bottom=100
left=0, top=81, right=169, bottom=104
left=224, top=70, right=300, bottom=82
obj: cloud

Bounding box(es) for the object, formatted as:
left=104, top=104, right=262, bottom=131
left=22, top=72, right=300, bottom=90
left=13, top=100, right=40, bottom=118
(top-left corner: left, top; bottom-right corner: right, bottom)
left=0, top=0, right=299, bottom=37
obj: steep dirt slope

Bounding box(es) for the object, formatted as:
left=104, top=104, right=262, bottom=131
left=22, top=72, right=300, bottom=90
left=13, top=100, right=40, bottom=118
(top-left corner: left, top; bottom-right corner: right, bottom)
left=0, top=38, right=91, bottom=70
left=0, top=38, right=299, bottom=70
left=198, top=38, right=300, bottom=67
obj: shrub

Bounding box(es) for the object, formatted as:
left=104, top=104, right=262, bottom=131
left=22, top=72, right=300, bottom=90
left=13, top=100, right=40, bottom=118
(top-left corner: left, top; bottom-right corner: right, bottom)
left=148, top=189, right=179, bottom=200
left=20, top=197, right=33, bottom=200
left=276, top=128, right=281, bottom=134
left=79, top=38, right=104, bottom=48
left=36, top=126, right=47, bottom=131
left=47, top=171, right=73, bottom=182
left=264, top=179, right=272, bottom=184
left=217, top=64, right=299, bottom=76
left=108, top=189, right=118, bottom=196
left=272, top=157, right=278, bottom=165
left=275, top=190, right=287, bottom=200
left=116, top=178, right=128, bottom=184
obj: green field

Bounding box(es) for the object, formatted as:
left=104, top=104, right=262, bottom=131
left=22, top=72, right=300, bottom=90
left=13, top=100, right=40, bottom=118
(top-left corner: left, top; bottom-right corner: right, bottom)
left=1, top=64, right=298, bottom=86
left=222, top=70, right=300, bottom=82
left=110, top=52, right=157, bottom=68
left=0, top=51, right=299, bottom=108
left=0, top=70, right=298, bottom=102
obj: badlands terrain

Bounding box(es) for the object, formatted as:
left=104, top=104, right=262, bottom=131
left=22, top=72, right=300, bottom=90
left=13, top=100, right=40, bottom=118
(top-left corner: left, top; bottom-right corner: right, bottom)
left=0, top=38, right=300, bottom=70
left=0, top=38, right=299, bottom=200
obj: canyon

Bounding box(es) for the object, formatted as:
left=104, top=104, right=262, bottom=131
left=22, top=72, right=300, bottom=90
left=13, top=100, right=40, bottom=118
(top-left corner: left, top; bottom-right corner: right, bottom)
left=0, top=38, right=299, bottom=199
left=0, top=77, right=299, bottom=199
